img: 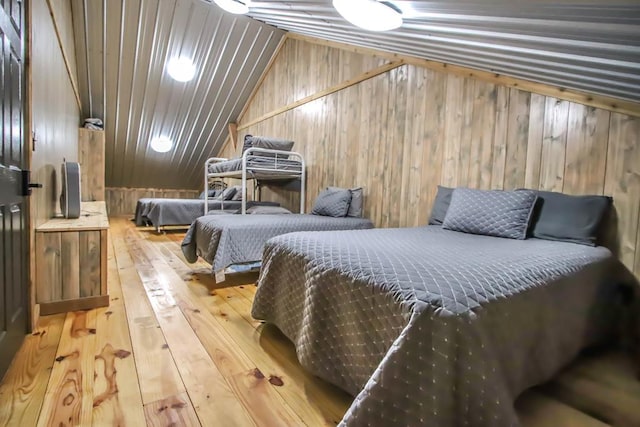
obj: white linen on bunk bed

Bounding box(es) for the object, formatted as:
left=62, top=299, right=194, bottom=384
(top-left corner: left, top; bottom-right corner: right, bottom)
left=204, top=141, right=306, bottom=215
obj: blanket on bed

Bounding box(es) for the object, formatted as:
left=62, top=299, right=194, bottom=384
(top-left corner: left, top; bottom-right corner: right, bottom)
left=251, top=226, right=632, bottom=426
left=208, top=157, right=302, bottom=178
left=145, top=199, right=279, bottom=227
left=134, top=199, right=280, bottom=227
left=181, top=214, right=374, bottom=271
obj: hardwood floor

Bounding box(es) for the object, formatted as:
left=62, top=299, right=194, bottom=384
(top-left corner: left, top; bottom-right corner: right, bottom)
left=1, top=217, right=639, bottom=426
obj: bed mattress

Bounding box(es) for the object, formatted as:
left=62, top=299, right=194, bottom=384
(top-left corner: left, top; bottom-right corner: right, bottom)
left=181, top=214, right=374, bottom=271
left=134, top=199, right=278, bottom=227
left=208, top=156, right=303, bottom=178
left=251, top=226, right=631, bottom=426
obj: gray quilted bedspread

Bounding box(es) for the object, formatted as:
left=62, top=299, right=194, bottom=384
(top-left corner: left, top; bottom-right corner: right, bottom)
left=145, top=199, right=280, bottom=227
left=181, top=214, right=374, bottom=271
left=251, top=226, right=628, bottom=426
left=208, top=157, right=302, bottom=178
left=143, top=199, right=239, bottom=227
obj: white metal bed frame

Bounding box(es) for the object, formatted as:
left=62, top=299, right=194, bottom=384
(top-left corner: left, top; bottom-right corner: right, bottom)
left=204, top=147, right=306, bottom=215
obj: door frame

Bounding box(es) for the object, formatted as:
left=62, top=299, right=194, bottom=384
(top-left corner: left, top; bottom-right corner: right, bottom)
left=24, top=0, right=36, bottom=331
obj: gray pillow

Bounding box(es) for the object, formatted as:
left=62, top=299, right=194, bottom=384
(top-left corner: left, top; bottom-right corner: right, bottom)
left=428, top=185, right=453, bottom=225
left=250, top=136, right=295, bottom=158
left=329, top=186, right=363, bottom=217
left=231, top=189, right=243, bottom=201
left=199, top=189, right=223, bottom=199
left=442, top=188, right=537, bottom=239
left=217, top=186, right=237, bottom=201
left=347, top=187, right=363, bottom=217
left=311, top=188, right=351, bottom=217
left=241, top=134, right=253, bottom=154
left=527, top=190, right=612, bottom=246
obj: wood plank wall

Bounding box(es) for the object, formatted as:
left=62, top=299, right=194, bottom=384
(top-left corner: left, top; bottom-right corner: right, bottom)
left=105, top=188, right=200, bottom=216
left=221, top=38, right=640, bottom=277
left=29, top=0, right=82, bottom=328
left=78, top=129, right=105, bottom=202
left=31, top=0, right=81, bottom=226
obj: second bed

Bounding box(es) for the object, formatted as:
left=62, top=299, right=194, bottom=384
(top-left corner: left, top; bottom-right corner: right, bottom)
left=181, top=213, right=374, bottom=271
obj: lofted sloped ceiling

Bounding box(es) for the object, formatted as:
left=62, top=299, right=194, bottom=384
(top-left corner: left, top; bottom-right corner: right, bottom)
left=73, top=0, right=640, bottom=190
left=241, top=1, right=640, bottom=104
left=71, top=0, right=284, bottom=190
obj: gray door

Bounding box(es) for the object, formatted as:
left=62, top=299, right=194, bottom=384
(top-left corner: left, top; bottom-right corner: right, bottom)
left=0, top=0, right=28, bottom=379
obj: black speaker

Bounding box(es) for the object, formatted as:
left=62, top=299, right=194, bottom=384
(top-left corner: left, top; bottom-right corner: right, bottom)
left=60, top=161, right=81, bottom=219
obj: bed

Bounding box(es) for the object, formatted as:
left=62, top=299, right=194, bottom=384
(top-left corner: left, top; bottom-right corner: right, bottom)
left=251, top=187, right=637, bottom=426
left=204, top=136, right=305, bottom=215
left=134, top=198, right=279, bottom=229
left=251, top=225, right=631, bottom=426
left=181, top=214, right=374, bottom=272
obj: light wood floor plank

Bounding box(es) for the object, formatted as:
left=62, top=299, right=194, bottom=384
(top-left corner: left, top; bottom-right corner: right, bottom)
left=37, top=310, right=97, bottom=427
left=515, top=391, right=610, bottom=427
left=111, top=221, right=186, bottom=405
left=0, top=314, right=65, bottom=426
left=150, top=229, right=353, bottom=425
left=143, top=393, right=201, bottom=427
left=125, top=223, right=307, bottom=426
left=234, top=283, right=258, bottom=301
left=539, top=350, right=640, bottom=426
left=91, top=230, right=146, bottom=426
left=122, top=225, right=267, bottom=426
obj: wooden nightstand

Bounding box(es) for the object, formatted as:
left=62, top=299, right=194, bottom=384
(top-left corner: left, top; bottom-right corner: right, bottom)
left=35, top=201, right=110, bottom=315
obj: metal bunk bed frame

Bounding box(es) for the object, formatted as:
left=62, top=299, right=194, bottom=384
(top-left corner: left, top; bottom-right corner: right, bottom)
left=204, top=147, right=306, bottom=215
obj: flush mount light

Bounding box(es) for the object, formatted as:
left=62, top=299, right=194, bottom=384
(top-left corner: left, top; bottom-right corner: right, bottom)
left=213, top=0, right=249, bottom=14
left=150, top=136, right=173, bottom=153
left=333, top=0, right=402, bottom=32
left=167, top=57, right=196, bottom=82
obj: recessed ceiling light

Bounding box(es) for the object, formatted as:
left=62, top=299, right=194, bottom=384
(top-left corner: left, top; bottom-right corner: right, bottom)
left=213, top=0, right=249, bottom=14
left=167, top=57, right=196, bottom=82
left=333, top=0, right=402, bottom=32
left=150, top=136, right=173, bottom=153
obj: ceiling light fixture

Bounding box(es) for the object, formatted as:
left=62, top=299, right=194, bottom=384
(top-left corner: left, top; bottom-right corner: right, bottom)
left=150, top=136, right=173, bottom=153
left=213, top=0, right=249, bottom=14
left=333, top=0, right=402, bottom=32
left=167, top=57, right=196, bottom=82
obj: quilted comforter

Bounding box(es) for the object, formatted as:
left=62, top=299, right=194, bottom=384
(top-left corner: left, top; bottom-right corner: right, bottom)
left=134, top=199, right=279, bottom=227
left=251, top=226, right=630, bottom=426
left=181, top=214, right=374, bottom=271
left=208, top=156, right=302, bottom=178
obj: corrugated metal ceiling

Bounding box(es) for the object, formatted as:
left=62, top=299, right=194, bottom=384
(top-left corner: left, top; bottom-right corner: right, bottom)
left=71, top=0, right=284, bottom=190
left=72, top=0, right=639, bottom=190
left=242, top=1, right=639, bottom=104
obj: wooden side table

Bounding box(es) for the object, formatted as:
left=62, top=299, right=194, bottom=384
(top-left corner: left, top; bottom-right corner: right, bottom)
left=35, top=201, right=110, bottom=315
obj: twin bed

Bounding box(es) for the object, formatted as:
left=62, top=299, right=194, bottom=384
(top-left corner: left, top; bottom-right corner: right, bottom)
left=135, top=136, right=304, bottom=230
left=134, top=197, right=279, bottom=229
left=182, top=213, right=374, bottom=271
left=204, top=137, right=305, bottom=215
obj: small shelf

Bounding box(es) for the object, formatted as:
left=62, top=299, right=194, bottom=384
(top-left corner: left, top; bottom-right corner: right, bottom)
left=36, top=201, right=109, bottom=232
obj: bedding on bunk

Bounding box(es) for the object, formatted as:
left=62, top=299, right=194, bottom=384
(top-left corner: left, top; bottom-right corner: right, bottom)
left=251, top=226, right=632, bottom=426
left=134, top=188, right=227, bottom=226
left=207, top=156, right=303, bottom=178
left=181, top=214, right=374, bottom=271
left=134, top=199, right=279, bottom=227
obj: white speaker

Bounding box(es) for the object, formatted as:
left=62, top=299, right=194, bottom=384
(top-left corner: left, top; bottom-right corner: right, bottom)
left=60, top=161, right=81, bottom=219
